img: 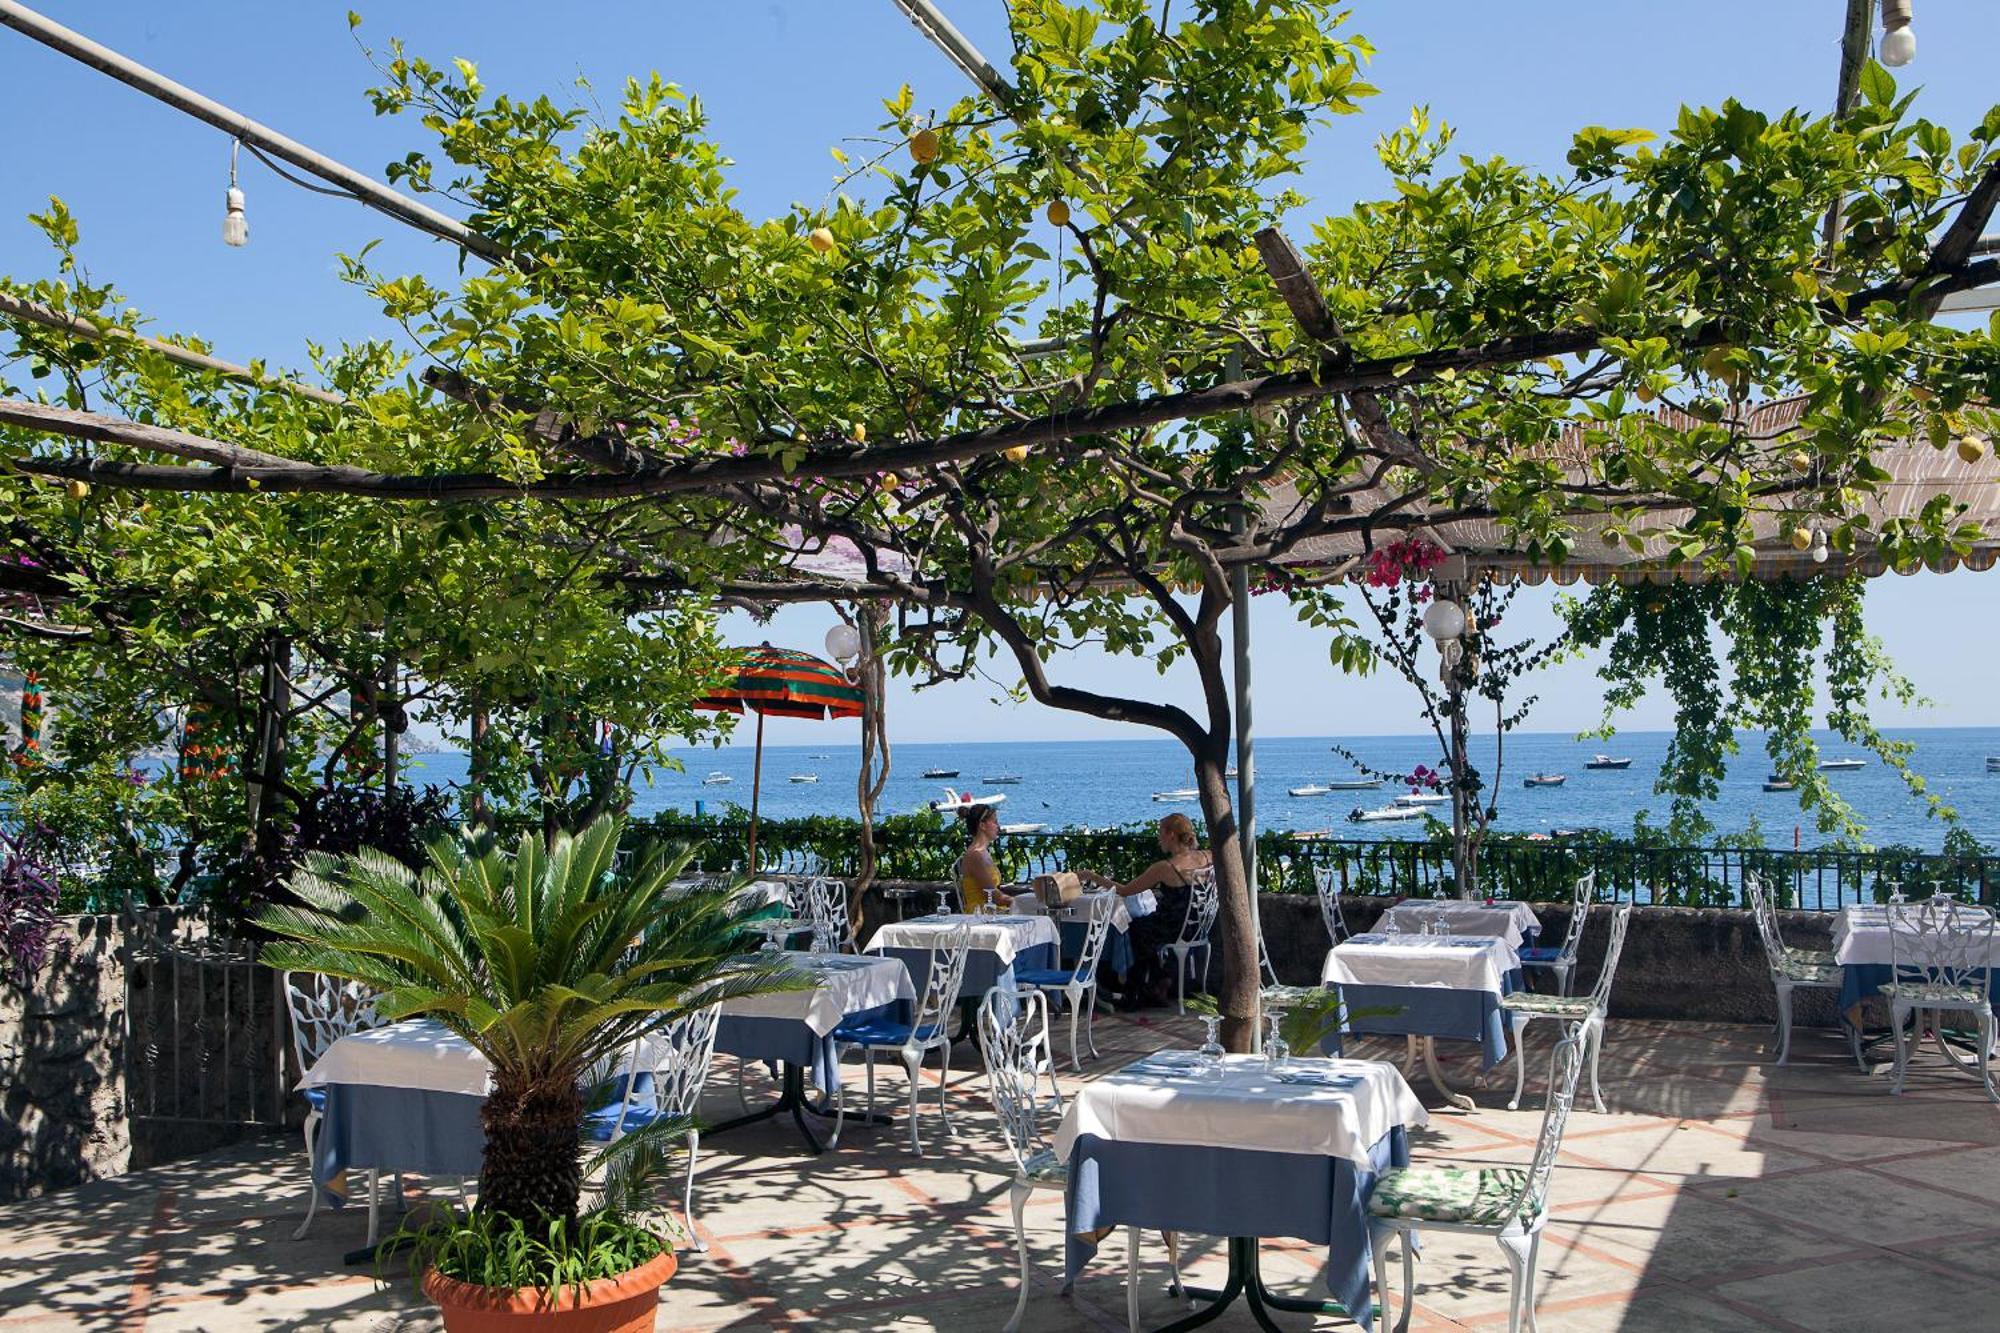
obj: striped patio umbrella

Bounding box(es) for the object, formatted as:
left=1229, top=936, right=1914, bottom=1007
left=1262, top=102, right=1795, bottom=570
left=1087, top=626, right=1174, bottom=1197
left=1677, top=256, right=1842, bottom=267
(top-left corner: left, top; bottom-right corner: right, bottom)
left=695, top=645, right=863, bottom=868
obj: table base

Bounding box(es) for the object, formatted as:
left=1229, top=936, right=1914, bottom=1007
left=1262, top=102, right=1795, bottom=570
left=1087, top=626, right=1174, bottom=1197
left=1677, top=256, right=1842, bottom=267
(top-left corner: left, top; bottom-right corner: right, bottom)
left=708, top=1063, right=894, bottom=1154
left=1170, top=1236, right=1366, bottom=1333
left=1403, top=1034, right=1475, bottom=1111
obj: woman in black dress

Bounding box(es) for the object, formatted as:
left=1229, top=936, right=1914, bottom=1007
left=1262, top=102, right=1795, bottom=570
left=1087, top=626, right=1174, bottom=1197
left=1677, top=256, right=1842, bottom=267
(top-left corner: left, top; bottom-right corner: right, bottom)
left=1080, top=812, right=1212, bottom=1009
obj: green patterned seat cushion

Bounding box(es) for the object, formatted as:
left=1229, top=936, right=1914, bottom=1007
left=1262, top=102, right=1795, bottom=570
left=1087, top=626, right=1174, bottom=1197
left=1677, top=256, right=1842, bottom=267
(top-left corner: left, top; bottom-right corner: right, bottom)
left=1020, top=1147, right=1067, bottom=1185
left=1367, top=1165, right=1531, bottom=1226
left=1777, top=958, right=1843, bottom=985
left=1501, top=992, right=1596, bottom=1017
left=1783, top=946, right=1837, bottom=969
left=1879, top=980, right=1987, bottom=1007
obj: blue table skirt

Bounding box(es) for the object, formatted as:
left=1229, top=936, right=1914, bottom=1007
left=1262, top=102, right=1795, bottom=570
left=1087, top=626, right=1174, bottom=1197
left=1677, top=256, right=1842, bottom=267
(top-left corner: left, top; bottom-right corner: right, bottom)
left=877, top=943, right=1056, bottom=1001
left=1065, top=1127, right=1407, bottom=1333
left=314, top=1083, right=485, bottom=1206
left=715, top=1000, right=907, bottom=1093
left=1334, top=970, right=1524, bottom=1069
left=1057, top=920, right=1134, bottom=980
left=1839, top=963, right=2000, bottom=1013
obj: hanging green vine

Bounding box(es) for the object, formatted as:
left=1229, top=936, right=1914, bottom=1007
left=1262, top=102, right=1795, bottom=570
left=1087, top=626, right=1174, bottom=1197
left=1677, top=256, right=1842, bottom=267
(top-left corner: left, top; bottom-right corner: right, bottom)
left=1564, top=574, right=1951, bottom=843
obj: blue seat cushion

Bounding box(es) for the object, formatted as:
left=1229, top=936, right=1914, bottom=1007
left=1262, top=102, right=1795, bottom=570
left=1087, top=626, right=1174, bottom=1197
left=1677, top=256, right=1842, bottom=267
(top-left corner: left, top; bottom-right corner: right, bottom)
left=581, top=1100, right=670, bottom=1142
left=303, top=1086, right=327, bottom=1112
left=1016, top=967, right=1084, bottom=988
left=832, top=1015, right=942, bottom=1046
left=1517, top=947, right=1564, bottom=964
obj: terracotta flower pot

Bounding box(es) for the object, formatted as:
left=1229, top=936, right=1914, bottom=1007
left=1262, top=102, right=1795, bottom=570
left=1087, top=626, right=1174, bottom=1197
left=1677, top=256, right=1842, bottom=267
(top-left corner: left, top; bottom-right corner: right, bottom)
left=422, top=1248, right=677, bottom=1333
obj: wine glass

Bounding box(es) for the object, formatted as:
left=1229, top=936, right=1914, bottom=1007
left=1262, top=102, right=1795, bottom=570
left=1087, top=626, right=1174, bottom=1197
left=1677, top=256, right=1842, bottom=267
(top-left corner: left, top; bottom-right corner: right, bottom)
left=1264, top=1009, right=1290, bottom=1073
left=1197, top=1014, right=1226, bottom=1081
left=935, top=888, right=954, bottom=916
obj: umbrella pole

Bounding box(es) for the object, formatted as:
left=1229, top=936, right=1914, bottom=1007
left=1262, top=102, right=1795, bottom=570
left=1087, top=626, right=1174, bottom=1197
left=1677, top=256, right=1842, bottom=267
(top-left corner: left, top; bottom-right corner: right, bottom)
left=748, top=710, right=766, bottom=872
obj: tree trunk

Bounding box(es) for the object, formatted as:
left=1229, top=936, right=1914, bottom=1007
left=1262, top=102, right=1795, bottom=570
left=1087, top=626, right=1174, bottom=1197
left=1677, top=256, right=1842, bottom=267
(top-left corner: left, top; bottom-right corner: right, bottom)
left=478, top=1070, right=585, bottom=1224
left=468, top=700, right=491, bottom=827
left=1193, top=747, right=1259, bottom=1053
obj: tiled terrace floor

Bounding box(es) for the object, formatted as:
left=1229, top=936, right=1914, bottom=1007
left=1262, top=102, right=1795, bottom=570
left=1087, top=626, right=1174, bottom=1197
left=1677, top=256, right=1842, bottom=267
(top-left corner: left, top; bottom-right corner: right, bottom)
left=3, top=1014, right=1997, bottom=1331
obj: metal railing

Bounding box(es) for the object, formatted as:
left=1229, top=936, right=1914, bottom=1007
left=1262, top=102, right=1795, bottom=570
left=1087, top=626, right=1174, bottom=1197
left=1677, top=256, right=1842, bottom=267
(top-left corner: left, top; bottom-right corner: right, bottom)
left=637, top=817, right=1998, bottom=911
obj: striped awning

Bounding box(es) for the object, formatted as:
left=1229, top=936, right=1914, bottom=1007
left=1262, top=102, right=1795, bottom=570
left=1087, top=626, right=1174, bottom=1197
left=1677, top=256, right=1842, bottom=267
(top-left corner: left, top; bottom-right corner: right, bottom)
left=694, top=644, right=863, bottom=719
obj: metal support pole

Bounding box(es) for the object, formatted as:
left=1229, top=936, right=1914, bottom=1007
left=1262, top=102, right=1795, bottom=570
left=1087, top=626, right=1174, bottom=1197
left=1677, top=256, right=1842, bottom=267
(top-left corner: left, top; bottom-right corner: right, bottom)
left=0, top=1, right=506, bottom=262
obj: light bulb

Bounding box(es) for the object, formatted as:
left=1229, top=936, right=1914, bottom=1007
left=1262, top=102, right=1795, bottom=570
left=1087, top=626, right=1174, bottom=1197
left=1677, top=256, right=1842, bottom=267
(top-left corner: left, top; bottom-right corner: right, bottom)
left=1879, top=24, right=1916, bottom=68
left=1810, top=530, right=1830, bottom=565
left=824, top=622, right=862, bottom=664
left=222, top=186, right=248, bottom=247
left=1421, top=598, right=1467, bottom=641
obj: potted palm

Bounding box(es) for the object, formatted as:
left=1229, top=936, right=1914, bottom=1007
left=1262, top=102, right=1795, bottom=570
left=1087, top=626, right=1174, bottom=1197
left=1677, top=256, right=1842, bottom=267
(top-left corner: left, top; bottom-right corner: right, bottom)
left=260, top=814, right=796, bottom=1332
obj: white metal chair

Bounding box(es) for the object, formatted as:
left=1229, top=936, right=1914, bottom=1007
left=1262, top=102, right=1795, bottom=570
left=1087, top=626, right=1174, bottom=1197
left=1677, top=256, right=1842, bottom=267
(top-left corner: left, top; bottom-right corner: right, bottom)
left=977, top=988, right=1176, bottom=1333
left=282, top=971, right=390, bottom=1241
left=1314, top=862, right=1351, bottom=946
left=1501, top=900, right=1631, bottom=1113
left=1163, top=868, right=1219, bottom=1015
left=1515, top=870, right=1593, bottom=996
left=1369, top=1021, right=1589, bottom=1333
left=802, top=875, right=857, bottom=952
left=831, top=927, right=970, bottom=1153
left=582, top=1004, right=723, bottom=1248
left=1013, top=892, right=1115, bottom=1070
left=1745, top=871, right=1860, bottom=1068
left=1884, top=897, right=1998, bottom=1101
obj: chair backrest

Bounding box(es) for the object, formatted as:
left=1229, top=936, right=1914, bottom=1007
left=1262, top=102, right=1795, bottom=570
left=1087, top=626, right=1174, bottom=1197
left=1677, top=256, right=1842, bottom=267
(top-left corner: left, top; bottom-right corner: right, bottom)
left=1509, top=1019, right=1588, bottom=1222
left=281, top=971, right=380, bottom=1078
left=1176, top=867, right=1220, bottom=948
left=1889, top=897, right=1996, bottom=995
left=1255, top=915, right=1280, bottom=988
left=1586, top=900, right=1634, bottom=1013
left=977, top=986, right=1054, bottom=1171
left=599, top=1002, right=723, bottom=1136
left=804, top=876, right=852, bottom=948
left=1554, top=870, right=1596, bottom=965
left=913, top=927, right=972, bottom=1038
left=1743, top=871, right=1789, bottom=974
left=1070, top=892, right=1117, bottom=984
left=1314, top=864, right=1349, bottom=945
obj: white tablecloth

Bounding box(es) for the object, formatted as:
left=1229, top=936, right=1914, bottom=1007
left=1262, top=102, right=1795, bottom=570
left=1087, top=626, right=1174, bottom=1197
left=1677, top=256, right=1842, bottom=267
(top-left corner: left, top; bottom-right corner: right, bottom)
left=1381, top=899, right=1541, bottom=951
left=1831, top=903, right=2000, bottom=967
left=300, top=1018, right=492, bottom=1097
left=1054, top=1053, right=1426, bottom=1166
left=863, top=913, right=1061, bottom=966
left=1323, top=933, right=1520, bottom=993
left=1010, top=891, right=1134, bottom=933
left=718, top=952, right=914, bottom=1036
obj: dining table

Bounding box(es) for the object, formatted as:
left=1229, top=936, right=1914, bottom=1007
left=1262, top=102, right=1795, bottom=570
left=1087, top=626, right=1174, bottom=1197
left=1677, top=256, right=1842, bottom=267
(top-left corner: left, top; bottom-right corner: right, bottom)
left=1056, top=1050, right=1427, bottom=1333
left=862, top=911, right=1061, bottom=999
left=1322, top=931, right=1524, bottom=1110
left=1378, top=897, right=1542, bottom=952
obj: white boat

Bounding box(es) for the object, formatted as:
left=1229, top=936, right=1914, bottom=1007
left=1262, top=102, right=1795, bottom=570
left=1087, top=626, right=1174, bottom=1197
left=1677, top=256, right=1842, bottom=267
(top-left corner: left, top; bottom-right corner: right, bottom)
left=1327, top=777, right=1381, bottom=790
left=1349, top=804, right=1425, bottom=823
left=999, top=821, right=1046, bottom=834
left=1152, top=787, right=1199, bottom=802
left=984, top=774, right=1024, bottom=784
left=1818, top=757, right=1866, bottom=771
left=788, top=774, right=818, bottom=784
left=932, top=787, right=1006, bottom=812
left=1288, top=783, right=1332, bottom=798
left=1391, top=790, right=1448, bottom=806
left=1764, top=775, right=1795, bottom=792
left=1585, top=755, right=1632, bottom=770
left=1523, top=773, right=1567, bottom=788
left=701, top=772, right=732, bottom=785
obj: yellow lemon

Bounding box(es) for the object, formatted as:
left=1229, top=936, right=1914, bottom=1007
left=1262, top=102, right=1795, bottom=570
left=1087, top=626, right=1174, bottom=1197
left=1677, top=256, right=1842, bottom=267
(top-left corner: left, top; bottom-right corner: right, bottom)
left=851, top=422, right=867, bottom=444
left=1787, top=450, right=1812, bottom=474
left=1957, top=435, right=1987, bottom=464
left=1634, top=385, right=1657, bottom=404
left=1004, top=444, right=1031, bottom=463
left=807, top=227, right=836, bottom=254
left=1789, top=527, right=1813, bottom=551
left=64, top=479, right=89, bottom=500
left=1601, top=528, right=1621, bottom=548
left=879, top=472, right=901, bottom=493
left=1045, top=199, right=1071, bottom=228
left=910, top=128, right=939, bottom=165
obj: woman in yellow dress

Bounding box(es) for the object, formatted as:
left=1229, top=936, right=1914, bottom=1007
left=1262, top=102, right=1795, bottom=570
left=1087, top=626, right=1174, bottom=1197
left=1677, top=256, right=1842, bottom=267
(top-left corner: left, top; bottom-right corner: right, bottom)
left=955, top=803, right=1003, bottom=912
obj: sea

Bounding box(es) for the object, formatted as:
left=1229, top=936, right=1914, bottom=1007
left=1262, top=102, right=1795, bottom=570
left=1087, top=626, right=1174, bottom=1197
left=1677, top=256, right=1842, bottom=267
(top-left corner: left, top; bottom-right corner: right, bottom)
left=392, top=727, right=2000, bottom=852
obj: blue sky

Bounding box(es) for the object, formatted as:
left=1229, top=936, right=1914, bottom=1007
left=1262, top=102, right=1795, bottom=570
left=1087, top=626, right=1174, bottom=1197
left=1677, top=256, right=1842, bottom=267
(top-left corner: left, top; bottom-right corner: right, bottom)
left=4, top=2, right=1998, bottom=745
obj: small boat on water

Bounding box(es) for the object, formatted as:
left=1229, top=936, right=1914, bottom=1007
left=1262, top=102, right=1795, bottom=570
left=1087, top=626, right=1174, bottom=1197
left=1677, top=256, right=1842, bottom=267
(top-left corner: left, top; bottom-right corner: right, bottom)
left=1763, top=775, right=1796, bottom=792
left=1585, top=755, right=1632, bottom=770
left=1392, top=790, right=1448, bottom=807
left=702, top=772, right=733, bottom=785
left=999, top=821, right=1045, bottom=834
left=932, top=787, right=1006, bottom=812
left=1988, top=756, right=2000, bottom=773
left=1288, top=783, right=1332, bottom=798
left=1523, top=773, right=1568, bottom=788
left=922, top=766, right=961, bottom=779
left=788, top=774, right=818, bottom=784
left=1327, top=777, right=1382, bottom=790
left=1152, top=787, right=1199, bottom=802
left=1349, top=804, right=1425, bottom=823
left=1818, top=757, right=1866, bottom=771
left=985, top=774, right=1024, bottom=784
